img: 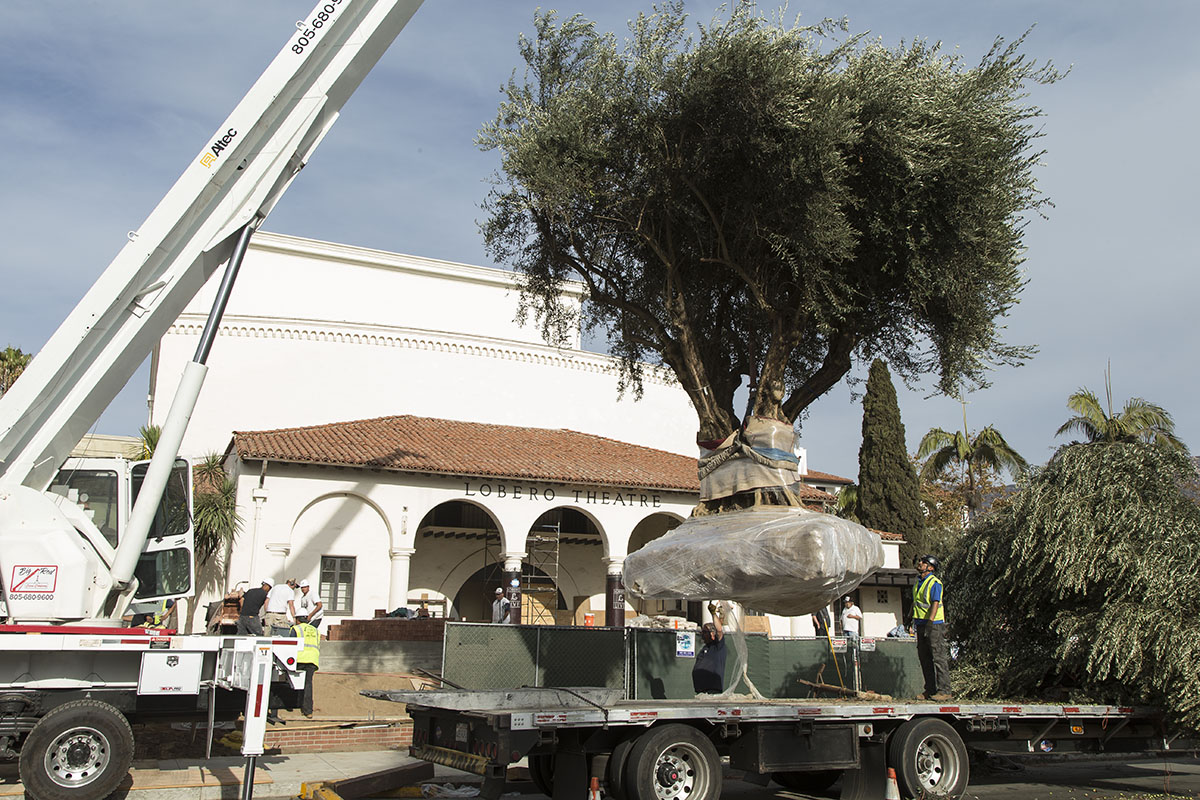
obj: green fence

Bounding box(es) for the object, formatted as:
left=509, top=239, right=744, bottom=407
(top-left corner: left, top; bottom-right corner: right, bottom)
left=442, top=622, right=628, bottom=691
left=442, top=623, right=923, bottom=700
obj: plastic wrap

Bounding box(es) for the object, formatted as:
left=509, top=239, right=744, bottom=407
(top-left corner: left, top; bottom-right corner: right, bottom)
left=624, top=507, right=885, bottom=617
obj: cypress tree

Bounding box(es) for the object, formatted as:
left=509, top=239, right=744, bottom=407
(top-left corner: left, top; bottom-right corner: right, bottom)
left=857, top=359, right=924, bottom=552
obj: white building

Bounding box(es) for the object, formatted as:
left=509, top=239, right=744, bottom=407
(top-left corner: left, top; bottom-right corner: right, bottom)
left=150, top=232, right=908, bottom=635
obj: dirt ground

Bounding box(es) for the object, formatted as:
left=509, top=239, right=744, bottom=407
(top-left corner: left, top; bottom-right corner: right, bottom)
left=132, top=671, right=423, bottom=760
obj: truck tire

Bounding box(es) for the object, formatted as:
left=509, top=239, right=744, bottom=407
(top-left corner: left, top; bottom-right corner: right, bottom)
left=887, top=718, right=969, bottom=799
left=19, top=699, right=134, bottom=800
left=604, top=735, right=636, bottom=800
left=623, top=724, right=721, bottom=800
left=528, top=753, right=555, bottom=796
left=771, top=769, right=841, bottom=793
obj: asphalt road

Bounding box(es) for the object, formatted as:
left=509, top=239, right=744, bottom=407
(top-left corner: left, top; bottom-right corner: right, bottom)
left=712, top=755, right=1200, bottom=800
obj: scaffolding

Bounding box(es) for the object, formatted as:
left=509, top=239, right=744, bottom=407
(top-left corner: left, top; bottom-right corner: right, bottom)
left=523, top=523, right=561, bottom=625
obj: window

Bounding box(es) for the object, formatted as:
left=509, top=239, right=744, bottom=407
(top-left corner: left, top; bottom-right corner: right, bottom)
left=320, top=556, right=356, bottom=615
left=53, top=469, right=119, bottom=547
left=131, top=460, right=192, bottom=539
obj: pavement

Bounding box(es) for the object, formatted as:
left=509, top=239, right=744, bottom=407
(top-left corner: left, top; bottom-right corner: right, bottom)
left=0, top=750, right=482, bottom=800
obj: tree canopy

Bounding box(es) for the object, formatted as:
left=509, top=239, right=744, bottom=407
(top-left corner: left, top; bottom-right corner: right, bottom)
left=947, top=441, right=1200, bottom=729
left=480, top=2, right=1060, bottom=442
left=0, top=346, right=31, bottom=396
left=857, top=359, right=923, bottom=546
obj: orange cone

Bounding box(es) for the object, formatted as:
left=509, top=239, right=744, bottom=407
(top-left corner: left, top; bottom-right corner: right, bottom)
left=885, top=767, right=901, bottom=800
left=588, top=776, right=601, bottom=800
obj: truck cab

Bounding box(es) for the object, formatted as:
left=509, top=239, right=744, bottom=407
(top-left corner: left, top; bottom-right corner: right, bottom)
left=0, top=457, right=195, bottom=624
left=52, top=456, right=195, bottom=602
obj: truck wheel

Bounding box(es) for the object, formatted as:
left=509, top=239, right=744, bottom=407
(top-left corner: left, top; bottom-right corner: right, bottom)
left=887, top=718, right=969, bottom=799
left=528, top=753, right=555, bottom=796
left=771, top=769, right=841, bottom=793
left=604, top=735, right=636, bottom=800
left=623, top=725, right=720, bottom=800
left=19, top=699, right=134, bottom=800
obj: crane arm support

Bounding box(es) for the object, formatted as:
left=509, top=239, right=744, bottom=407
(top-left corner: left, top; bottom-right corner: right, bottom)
left=0, top=0, right=424, bottom=493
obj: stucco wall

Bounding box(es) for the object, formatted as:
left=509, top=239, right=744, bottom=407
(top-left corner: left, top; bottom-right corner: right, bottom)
left=150, top=231, right=697, bottom=460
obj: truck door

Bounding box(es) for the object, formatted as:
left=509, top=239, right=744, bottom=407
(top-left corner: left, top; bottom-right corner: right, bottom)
left=130, top=458, right=195, bottom=600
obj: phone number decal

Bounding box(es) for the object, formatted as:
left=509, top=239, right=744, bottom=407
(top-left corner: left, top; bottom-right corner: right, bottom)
left=292, top=0, right=346, bottom=56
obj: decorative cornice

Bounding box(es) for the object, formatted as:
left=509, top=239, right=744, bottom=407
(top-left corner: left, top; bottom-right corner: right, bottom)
left=251, top=230, right=587, bottom=300
left=166, top=314, right=680, bottom=388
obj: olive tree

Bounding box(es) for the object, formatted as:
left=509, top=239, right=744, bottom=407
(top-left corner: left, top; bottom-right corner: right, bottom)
left=948, top=441, right=1200, bottom=728
left=480, top=2, right=1059, bottom=454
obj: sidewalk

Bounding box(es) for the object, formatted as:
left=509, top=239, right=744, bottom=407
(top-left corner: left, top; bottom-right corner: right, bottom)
left=0, top=750, right=480, bottom=800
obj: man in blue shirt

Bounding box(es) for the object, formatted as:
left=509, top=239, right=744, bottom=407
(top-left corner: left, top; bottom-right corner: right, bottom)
left=912, top=554, right=952, bottom=700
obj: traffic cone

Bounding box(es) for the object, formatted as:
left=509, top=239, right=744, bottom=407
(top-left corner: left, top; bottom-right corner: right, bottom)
left=884, top=767, right=901, bottom=800
left=588, top=776, right=601, bottom=800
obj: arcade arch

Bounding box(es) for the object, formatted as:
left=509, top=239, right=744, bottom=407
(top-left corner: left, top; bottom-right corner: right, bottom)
left=626, top=511, right=685, bottom=617
left=288, top=492, right=390, bottom=618
left=409, top=500, right=503, bottom=620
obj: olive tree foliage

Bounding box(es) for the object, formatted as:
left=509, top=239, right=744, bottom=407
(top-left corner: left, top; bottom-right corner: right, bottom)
left=479, top=2, right=1060, bottom=442
left=946, top=442, right=1200, bottom=729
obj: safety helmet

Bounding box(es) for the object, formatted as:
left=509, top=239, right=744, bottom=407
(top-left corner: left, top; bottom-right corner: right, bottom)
left=917, top=554, right=940, bottom=571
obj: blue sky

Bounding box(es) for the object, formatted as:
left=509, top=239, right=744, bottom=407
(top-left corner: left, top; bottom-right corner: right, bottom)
left=2, top=1, right=1197, bottom=481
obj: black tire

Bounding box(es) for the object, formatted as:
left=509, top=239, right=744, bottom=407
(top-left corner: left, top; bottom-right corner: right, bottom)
left=771, top=769, right=841, bottom=793
left=887, top=718, right=969, bottom=799
left=19, top=699, right=134, bottom=800
left=605, top=735, right=637, bottom=800
left=623, top=724, right=721, bottom=800
left=529, top=752, right=555, bottom=797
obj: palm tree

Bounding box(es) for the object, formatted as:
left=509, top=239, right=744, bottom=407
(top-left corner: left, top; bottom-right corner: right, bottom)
left=129, top=425, right=162, bottom=459
left=833, top=484, right=860, bottom=523
left=1056, top=367, right=1187, bottom=453
left=917, top=404, right=1028, bottom=519
left=193, top=453, right=242, bottom=565
left=0, top=346, right=32, bottom=396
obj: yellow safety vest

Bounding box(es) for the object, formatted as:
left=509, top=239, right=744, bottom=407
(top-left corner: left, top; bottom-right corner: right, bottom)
left=912, top=574, right=945, bottom=622
left=291, top=622, right=320, bottom=668
left=151, top=599, right=172, bottom=627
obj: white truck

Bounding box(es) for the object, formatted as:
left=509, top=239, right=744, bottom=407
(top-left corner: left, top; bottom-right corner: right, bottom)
left=0, top=1, right=424, bottom=797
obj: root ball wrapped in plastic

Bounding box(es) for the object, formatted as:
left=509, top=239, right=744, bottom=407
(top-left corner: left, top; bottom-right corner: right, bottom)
left=623, top=507, right=885, bottom=617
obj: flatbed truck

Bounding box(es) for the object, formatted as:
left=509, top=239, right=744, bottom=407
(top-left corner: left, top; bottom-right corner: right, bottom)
left=370, top=686, right=1172, bottom=800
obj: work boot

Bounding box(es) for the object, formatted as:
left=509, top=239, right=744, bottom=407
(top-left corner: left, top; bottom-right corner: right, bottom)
left=931, top=692, right=954, bottom=701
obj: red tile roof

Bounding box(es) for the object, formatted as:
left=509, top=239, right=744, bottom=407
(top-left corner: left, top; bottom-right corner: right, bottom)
left=803, top=468, right=854, bottom=484
left=232, top=415, right=843, bottom=504
left=234, top=415, right=699, bottom=491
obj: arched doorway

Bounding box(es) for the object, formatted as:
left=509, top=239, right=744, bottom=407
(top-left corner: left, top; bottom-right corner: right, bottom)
left=627, top=512, right=684, bottom=618
left=525, top=508, right=605, bottom=624
left=412, top=500, right=502, bottom=621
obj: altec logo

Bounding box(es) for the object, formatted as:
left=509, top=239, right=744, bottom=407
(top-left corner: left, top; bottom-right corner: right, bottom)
left=199, top=128, right=239, bottom=168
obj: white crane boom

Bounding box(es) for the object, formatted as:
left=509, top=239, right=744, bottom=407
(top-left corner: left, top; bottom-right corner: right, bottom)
left=0, top=0, right=423, bottom=494
left=0, top=0, right=424, bottom=622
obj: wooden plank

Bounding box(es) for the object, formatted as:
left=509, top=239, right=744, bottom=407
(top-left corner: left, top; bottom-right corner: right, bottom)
left=330, top=760, right=435, bottom=799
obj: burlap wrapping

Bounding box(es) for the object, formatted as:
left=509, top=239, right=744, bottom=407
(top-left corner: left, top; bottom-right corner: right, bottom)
left=698, top=417, right=800, bottom=501
left=623, top=507, right=885, bottom=617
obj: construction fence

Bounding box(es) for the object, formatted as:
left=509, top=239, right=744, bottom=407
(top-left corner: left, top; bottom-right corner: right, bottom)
left=441, top=622, right=924, bottom=700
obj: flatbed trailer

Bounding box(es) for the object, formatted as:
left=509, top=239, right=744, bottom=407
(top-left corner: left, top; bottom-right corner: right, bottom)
left=368, top=687, right=1171, bottom=800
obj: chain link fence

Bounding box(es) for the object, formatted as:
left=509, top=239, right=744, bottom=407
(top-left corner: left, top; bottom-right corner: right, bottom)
left=442, top=622, right=922, bottom=699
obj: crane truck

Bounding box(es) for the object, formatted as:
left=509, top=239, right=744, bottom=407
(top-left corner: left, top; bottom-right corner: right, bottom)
left=0, top=1, right=424, bottom=798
